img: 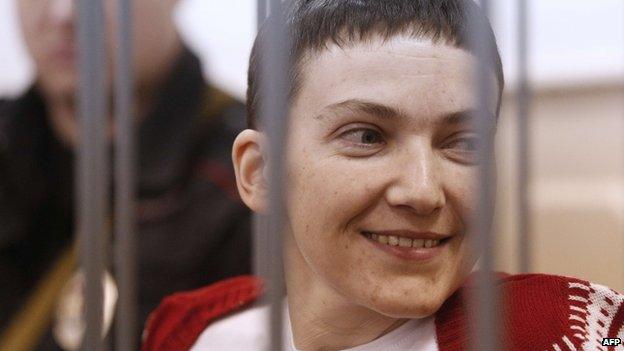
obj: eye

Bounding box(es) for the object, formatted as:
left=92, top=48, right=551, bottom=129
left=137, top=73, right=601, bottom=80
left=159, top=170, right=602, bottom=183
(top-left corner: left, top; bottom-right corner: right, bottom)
left=446, top=136, right=480, bottom=152
left=441, top=134, right=483, bottom=164
left=339, top=128, right=385, bottom=146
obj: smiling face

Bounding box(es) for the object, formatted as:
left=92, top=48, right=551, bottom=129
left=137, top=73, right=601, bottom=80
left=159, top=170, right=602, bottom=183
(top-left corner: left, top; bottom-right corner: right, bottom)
left=283, top=34, right=500, bottom=318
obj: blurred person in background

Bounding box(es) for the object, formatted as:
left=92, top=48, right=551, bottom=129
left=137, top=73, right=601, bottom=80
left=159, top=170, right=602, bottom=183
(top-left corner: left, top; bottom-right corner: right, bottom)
left=0, top=0, right=251, bottom=350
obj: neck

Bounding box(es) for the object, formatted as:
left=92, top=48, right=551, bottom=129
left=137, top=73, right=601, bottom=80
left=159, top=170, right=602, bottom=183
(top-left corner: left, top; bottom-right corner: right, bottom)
left=133, top=35, right=185, bottom=121
left=285, top=234, right=408, bottom=351
left=45, top=92, right=78, bottom=149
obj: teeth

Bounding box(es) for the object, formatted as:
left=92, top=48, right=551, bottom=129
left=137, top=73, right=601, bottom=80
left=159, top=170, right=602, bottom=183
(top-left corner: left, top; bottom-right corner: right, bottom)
left=398, top=237, right=412, bottom=247
left=413, top=239, right=425, bottom=248
left=364, top=232, right=442, bottom=248
left=388, top=236, right=399, bottom=246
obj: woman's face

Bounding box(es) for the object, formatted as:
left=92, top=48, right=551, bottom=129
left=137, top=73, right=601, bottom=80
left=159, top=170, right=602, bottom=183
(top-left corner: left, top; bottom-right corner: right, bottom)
left=283, top=35, right=499, bottom=318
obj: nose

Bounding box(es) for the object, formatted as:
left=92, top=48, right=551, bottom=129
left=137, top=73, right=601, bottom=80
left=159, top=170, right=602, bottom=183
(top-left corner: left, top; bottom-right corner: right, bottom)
left=385, top=142, right=446, bottom=216
left=48, top=0, right=74, bottom=25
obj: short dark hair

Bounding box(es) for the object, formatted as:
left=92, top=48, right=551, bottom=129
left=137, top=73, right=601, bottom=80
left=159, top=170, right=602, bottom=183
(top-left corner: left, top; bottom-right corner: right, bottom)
left=247, top=0, right=504, bottom=130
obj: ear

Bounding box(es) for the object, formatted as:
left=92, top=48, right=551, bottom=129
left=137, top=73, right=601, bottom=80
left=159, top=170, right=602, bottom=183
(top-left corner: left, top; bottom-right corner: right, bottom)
left=232, top=129, right=269, bottom=214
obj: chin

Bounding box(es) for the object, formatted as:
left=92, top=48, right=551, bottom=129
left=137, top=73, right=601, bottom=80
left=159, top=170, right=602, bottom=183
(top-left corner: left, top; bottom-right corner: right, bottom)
left=39, top=73, right=77, bottom=99
left=364, top=291, right=447, bottom=319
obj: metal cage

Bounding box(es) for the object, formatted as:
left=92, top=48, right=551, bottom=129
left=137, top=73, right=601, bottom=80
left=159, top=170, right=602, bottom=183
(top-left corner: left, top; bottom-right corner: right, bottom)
left=73, top=0, right=534, bottom=350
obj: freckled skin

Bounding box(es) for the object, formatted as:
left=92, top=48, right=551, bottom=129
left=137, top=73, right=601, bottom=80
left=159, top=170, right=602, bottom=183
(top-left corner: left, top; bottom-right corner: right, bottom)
left=234, top=34, right=500, bottom=350
left=285, top=34, right=498, bottom=324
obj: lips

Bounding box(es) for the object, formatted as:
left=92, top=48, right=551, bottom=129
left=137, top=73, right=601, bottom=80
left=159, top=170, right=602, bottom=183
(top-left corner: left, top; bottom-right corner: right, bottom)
left=363, top=229, right=450, bottom=239
left=360, top=230, right=452, bottom=261
left=362, top=231, right=445, bottom=248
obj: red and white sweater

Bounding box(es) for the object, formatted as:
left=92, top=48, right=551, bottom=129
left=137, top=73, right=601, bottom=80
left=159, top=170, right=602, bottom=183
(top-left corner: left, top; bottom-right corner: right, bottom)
left=141, top=271, right=624, bottom=351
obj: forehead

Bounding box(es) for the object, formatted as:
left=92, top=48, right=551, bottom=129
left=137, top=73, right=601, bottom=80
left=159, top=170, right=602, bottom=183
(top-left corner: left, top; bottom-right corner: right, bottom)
left=293, top=35, right=499, bottom=123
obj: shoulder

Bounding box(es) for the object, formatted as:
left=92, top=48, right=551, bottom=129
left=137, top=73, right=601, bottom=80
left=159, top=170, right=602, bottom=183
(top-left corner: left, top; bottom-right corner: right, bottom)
left=436, top=271, right=624, bottom=351
left=190, top=304, right=273, bottom=351
left=188, top=86, right=247, bottom=200
left=0, top=88, right=40, bottom=119
left=195, top=85, right=247, bottom=144
left=0, top=94, right=22, bottom=115
left=497, top=272, right=623, bottom=314
left=502, top=273, right=624, bottom=349
left=141, top=275, right=264, bottom=351
left=0, top=88, right=43, bottom=152
left=0, top=95, right=21, bottom=151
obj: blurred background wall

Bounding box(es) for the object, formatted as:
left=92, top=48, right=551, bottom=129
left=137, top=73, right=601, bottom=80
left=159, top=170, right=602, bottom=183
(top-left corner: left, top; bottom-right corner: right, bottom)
left=1, top=0, right=623, bottom=290
left=491, top=1, right=624, bottom=292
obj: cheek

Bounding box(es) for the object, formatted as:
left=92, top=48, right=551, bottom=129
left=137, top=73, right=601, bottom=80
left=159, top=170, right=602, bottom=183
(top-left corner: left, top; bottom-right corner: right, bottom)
left=444, top=165, right=479, bottom=223
left=17, top=3, right=42, bottom=49
left=287, top=150, right=353, bottom=230
left=443, top=166, right=483, bottom=267
left=284, top=145, right=384, bottom=252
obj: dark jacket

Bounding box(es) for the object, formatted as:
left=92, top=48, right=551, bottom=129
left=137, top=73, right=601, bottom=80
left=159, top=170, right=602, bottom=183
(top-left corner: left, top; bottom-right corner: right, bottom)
left=0, top=48, right=251, bottom=350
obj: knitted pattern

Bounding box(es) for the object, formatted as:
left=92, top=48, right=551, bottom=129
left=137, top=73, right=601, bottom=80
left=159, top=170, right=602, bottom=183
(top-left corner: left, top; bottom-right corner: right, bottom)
left=142, top=272, right=624, bottom=351
left=435, top=273, right=624, bottom=351
left=140, top=275, right=263, bottom=351
left=573, top=281, right=624, bottom=351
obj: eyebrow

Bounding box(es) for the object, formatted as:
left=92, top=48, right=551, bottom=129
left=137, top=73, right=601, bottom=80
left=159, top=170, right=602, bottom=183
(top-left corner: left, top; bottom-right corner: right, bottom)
left=440, top=110, right=497, bottom=128
left=314, top=99, right=496, bottom=127
left=314, top=99, right=409, bottom=121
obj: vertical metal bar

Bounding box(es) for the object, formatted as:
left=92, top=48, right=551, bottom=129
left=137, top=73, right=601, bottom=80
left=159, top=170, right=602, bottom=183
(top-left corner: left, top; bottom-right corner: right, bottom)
left=114, top=0, right=136, bottom=349
left=254, top=2, right=264, bottom=343
left=517, top=0, right=531, bottom=274
left=76, top=0, right=107, bottom=350
left=255, top=1, right=290, bottom=350
left=257, top=0, right=268, bottom=31
left=466, top=1, right=501, bottom=351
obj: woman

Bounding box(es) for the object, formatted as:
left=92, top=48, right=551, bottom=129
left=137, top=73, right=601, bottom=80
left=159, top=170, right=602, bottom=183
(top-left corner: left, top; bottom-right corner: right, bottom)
left=142, top=1, right=624, bottom=350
